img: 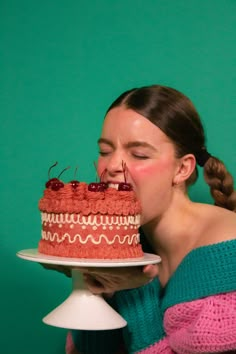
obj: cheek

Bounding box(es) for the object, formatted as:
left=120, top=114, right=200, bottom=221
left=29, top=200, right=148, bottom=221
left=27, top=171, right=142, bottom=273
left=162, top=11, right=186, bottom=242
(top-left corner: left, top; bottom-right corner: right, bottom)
left=131, top=160, right=171, bottom=183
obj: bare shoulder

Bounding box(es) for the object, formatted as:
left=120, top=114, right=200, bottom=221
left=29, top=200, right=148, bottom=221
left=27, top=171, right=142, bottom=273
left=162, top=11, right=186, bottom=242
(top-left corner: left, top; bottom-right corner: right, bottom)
left=196, top=204, right=236, bottom=246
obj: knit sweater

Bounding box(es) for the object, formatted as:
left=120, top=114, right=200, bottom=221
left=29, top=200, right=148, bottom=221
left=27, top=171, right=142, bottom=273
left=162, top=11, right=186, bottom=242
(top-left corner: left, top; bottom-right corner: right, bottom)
left=66, top=239, right=236, bottom=354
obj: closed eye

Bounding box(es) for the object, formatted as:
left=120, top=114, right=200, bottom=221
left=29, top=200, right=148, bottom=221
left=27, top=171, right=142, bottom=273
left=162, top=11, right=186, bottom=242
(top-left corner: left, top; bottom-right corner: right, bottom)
left=132, top=153, right=149, bottom=159
left=99, top=150, right=111, bottom=156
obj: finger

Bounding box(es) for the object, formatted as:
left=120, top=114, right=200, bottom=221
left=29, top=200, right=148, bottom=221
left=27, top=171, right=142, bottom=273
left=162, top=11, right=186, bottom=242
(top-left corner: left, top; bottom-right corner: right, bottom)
left=83, top=274, right=106, bottom=294
left=83, top=273, right=119, bottom=294
left=73, top=266, right=98, bottom=274
left=143, top=264, right=159, bottom=278
left=80, top=265, right=143, bottom=276
left=40, top=263, right=72, bottom=277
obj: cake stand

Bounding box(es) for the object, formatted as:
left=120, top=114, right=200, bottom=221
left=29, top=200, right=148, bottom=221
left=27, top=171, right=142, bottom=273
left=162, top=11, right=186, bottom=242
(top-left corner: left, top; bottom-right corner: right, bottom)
left=17, top=248, right=161, bottom=330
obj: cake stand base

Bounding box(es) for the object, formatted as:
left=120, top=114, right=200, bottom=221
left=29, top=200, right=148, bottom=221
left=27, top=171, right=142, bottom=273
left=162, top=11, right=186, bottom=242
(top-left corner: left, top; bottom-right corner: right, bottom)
left=17, top=249, right=161, bottom=330
left=43, top=269, right=127, bottom=330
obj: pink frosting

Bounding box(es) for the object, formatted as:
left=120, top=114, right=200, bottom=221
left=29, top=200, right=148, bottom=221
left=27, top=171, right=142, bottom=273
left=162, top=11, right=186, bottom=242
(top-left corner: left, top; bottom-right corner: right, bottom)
left=39, top=183, right=141, bottom=215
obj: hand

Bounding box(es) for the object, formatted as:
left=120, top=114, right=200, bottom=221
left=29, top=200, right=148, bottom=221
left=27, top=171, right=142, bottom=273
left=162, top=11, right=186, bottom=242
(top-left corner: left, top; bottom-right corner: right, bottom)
left=77, top=263, right=159, bottom=295
left=40, top=263, right=72, bottom=277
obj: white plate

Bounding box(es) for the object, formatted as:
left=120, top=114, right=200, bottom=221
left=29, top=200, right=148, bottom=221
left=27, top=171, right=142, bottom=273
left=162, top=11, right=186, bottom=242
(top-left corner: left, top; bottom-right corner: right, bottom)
left=17, top=248, right=161, bottom=267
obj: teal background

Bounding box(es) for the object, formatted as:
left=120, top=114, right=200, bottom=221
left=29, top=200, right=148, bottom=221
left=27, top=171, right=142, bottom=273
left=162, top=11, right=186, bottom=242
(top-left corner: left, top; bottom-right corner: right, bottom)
left=1, top=1, right=236, bottom=353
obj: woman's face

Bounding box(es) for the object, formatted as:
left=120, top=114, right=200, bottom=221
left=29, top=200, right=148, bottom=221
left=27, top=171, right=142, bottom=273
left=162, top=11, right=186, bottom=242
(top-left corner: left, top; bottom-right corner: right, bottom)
left=97, top=106, right=180, bottom=225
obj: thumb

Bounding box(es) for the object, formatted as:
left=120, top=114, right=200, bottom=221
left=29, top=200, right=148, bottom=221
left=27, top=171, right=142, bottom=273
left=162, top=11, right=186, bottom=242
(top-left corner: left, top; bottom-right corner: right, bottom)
left=143, top=264, right=159, bottom=278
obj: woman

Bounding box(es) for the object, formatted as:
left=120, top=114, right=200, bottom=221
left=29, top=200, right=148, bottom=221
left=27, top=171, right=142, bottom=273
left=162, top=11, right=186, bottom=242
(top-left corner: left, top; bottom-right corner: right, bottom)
left=66, top=85, right=236, bottom=353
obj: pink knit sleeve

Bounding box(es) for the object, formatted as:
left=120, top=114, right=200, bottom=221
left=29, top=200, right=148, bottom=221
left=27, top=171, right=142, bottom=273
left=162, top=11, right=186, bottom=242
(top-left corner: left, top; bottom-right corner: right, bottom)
left=164, top=292, right=236, bottom=353
left=137, top=292, right=236, bottom=354
left=65, top=293, right=236, bottom=354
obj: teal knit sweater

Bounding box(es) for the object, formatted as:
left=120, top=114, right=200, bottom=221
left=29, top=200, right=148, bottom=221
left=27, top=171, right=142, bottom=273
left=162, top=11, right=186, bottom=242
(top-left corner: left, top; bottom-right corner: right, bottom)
left=72, top=239, right=236, bottom=353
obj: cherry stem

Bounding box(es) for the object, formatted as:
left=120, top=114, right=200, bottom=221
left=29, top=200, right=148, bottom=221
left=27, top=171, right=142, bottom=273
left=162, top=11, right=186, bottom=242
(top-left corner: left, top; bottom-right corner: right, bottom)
left=93, top=161, right=98, bottom=182
left=48, top=161, right=58, bottom=179
left=100, top=168, right=107, bottom=182
left=74, top=166, right=78, bottom=179
left=122, top=160, right=127, bottom=183
left=58, top=166, right=70, bottom=179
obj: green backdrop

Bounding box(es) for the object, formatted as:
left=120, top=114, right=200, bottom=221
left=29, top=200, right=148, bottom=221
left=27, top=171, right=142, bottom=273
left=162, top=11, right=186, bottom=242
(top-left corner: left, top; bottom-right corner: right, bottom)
left=1, top=1, right=236, bottom=353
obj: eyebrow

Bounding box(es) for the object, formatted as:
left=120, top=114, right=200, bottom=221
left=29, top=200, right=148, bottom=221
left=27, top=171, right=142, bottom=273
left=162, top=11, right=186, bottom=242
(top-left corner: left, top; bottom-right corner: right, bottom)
left=97, top=138, right=114, bottom=147
left=97, top=138, right=157, bottom=151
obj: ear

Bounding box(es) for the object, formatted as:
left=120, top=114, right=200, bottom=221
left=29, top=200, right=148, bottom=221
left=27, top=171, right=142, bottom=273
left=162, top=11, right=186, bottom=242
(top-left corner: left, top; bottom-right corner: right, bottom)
left=173, top=154, right=196, bottom=185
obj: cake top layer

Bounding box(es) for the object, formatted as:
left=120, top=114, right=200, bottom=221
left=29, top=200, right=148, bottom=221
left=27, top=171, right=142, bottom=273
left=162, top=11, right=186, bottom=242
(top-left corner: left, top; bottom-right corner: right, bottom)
left=39, top=162, right=142, bottom=215
left=39, top=181, right=141, bottom=216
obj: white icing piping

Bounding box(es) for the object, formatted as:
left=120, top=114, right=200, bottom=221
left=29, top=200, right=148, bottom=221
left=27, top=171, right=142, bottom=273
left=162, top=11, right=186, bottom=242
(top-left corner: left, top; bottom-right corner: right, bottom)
left=42, top=231, right=140, bottom=245
left=41, top=212, right=141, bottom=227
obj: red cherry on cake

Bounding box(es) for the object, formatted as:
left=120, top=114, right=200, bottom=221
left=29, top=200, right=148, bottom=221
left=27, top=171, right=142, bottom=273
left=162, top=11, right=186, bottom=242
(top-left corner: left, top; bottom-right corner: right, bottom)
left=99, top=182, right=108, bottom=190
left=118, top=161, right=132, bottom=190
left=46, top=177, right=64, bottom=190
left=70, top=180, right=80, bottom=189
left=46, top=177, right=58, bottom=188
left=70, top=166, right=80, bottom=189
left=118, top=182, right=133, bottom=191
left=45, top=162, right=67, bottom=190
left=88, top=182, right=107, bottom=192
left=45, top=177, right=64, bottom=191
left=50, top=179, right=64, bottom=191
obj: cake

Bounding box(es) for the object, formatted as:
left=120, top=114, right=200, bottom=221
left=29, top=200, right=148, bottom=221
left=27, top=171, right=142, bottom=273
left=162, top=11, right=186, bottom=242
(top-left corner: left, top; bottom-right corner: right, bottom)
left=38, top=165, right=143, bottom=259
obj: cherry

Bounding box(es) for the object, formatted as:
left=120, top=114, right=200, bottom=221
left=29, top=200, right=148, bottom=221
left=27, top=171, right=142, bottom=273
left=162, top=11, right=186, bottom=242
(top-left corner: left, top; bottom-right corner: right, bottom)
left=46, top=177, right=58, bottom=188
left=99, top=182, right=108, bottom=190
left=46, top=177, right=64, bottom=190
left=70, top=180, right=80, bottom=189
left=51, top=180, right=64, bottom=191
left=92, top=163, right=108, bottom=189
left=70, top=166, right=80, bottom=189
left=45, top=162, right=69, bottom=191
left=88, top=182, right=107, bottom=192
left=117, top=161, right=132, bottom=190
left=118, top=182, right=133, bottom=191
left=45, top=162, right=58, bottom=188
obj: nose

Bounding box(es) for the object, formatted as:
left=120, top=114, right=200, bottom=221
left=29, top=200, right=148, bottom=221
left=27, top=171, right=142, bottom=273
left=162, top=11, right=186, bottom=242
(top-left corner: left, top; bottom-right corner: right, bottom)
left=105, top=152, right=125, bottom=176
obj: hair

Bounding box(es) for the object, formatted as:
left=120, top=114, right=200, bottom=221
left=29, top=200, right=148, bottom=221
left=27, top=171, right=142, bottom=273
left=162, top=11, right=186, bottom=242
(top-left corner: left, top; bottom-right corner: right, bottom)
left=106, top=85, right=236, bottom=211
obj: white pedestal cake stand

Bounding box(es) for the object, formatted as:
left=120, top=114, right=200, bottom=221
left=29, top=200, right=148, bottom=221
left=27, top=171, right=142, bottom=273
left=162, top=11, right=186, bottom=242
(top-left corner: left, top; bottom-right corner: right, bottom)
left=17, top=248, right=161, bottom=330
